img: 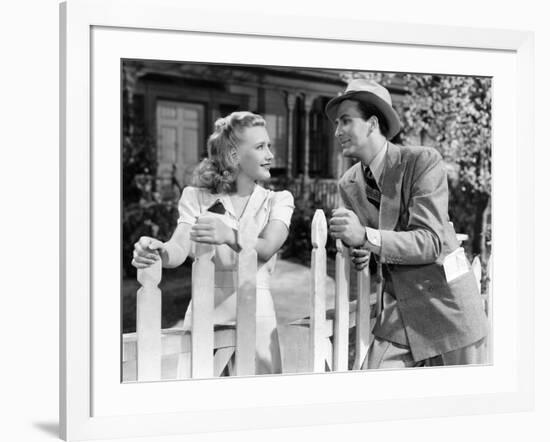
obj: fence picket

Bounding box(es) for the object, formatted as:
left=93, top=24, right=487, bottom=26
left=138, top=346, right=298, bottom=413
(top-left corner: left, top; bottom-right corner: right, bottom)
left=354, top=266, right=371, bottom=370
left=136, top=260, right=162, bottom=381
left=485, top=255, right=493, bottom=363
left=191, top=243, right=215, bottom=378
left=235, top=217, right=259, bottom=376
left=310, top=209, right=328, bottom=372
left=472, top=256, right=482, bottom=294
left=333, top=239, right=350, bottom=371
left=375, top=263, right=383, bottom=317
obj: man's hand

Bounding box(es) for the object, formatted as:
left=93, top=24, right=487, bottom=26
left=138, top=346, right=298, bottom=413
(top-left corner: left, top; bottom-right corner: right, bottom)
left=190, top=214, right=234, bottom=245
left=329, top=208, right=366, bottom=248
left=351, top=247, right=370, bottom=271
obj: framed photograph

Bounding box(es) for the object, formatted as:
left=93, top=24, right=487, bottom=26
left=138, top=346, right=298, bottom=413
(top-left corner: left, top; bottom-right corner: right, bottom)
left=60, top=0, right=534, bottom=440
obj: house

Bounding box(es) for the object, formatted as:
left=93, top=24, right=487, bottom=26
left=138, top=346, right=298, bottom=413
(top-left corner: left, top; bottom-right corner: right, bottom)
left=123, top=59, right=406, bottom=204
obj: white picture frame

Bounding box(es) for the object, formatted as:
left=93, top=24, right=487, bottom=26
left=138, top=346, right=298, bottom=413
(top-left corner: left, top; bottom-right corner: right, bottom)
left=60, top=0, right=534, bottom=440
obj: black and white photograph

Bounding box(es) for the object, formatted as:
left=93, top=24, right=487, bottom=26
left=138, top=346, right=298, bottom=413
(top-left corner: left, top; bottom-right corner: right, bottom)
left=121, top=60, right=492, bottom=381
left=4, top=0, right=544, bottom=439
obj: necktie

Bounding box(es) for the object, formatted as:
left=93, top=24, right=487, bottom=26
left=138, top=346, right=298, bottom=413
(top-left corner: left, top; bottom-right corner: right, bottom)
left=364, top=165, right=381, bottom=210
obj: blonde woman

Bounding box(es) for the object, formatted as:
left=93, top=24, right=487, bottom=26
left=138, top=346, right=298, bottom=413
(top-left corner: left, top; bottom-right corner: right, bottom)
left=132, top=111, right=294, bottom=374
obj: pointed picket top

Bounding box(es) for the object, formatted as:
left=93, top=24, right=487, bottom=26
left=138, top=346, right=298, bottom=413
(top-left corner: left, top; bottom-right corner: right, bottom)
left=238, top=216, right=259, bottom=250
left=311, top=209, right=327, bottom=249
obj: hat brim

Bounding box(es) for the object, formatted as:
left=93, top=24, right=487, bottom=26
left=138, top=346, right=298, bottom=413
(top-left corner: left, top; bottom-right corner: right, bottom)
left=325, top=90, right=402, bottom=140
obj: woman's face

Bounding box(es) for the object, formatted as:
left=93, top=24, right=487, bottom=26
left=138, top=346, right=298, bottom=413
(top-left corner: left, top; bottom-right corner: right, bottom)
left=235, top=126, right=274, bottom=181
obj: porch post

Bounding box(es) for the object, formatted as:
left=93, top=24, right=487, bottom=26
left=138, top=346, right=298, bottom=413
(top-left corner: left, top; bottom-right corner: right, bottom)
left=285, top=92, right=296, bottom=178
left=303, top=95, right=315, bottom=182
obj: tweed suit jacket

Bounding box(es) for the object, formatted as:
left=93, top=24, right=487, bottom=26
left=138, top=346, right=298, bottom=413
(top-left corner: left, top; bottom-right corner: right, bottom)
left=338, top=142, right=489, bottom=361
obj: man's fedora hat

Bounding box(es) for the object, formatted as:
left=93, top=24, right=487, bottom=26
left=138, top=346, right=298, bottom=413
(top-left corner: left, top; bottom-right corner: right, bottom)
left=325, top=79, right=402, bottom=140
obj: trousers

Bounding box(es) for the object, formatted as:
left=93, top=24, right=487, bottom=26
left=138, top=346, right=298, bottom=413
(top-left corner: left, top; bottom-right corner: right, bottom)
left=364, top=336, right=487, bottom=369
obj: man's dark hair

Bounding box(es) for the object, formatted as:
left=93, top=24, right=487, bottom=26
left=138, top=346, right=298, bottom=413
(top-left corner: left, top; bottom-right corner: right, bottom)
left=356, top=101, right=389, bottom=138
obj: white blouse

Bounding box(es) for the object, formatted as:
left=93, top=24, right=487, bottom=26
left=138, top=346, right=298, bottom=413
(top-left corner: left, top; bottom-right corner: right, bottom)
left=177, top=184, right=295, bottom=273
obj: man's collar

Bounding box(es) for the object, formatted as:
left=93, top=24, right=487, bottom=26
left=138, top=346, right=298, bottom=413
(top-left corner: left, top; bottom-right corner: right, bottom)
left=363, top=141, right=388, bottom=184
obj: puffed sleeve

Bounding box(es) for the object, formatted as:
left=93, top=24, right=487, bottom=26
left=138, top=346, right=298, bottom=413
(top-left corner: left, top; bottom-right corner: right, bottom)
left=269, top=190, right=295, bottom=229
left=177, top=186, right=201, bottom=225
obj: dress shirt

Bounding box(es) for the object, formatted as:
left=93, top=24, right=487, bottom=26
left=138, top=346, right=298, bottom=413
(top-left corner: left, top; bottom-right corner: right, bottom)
left=363, top=142, right=387, bottom=251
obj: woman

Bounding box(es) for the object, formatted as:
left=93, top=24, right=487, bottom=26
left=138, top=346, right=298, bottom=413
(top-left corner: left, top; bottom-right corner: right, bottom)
left=132, top=111, right=294, bottom=375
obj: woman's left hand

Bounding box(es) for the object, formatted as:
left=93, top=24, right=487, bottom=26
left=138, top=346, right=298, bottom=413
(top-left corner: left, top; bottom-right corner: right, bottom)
left=190, top=214, right=234, bottom=245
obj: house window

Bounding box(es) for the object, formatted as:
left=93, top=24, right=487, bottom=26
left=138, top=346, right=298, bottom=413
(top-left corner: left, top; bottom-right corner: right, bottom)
left=309, top=97, right=335, bottom=179
left=264, top=114, right=287, bottom=168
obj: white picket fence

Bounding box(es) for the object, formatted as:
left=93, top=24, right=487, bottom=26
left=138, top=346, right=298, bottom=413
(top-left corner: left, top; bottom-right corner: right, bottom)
left=123, top=210, right=492, bottom=381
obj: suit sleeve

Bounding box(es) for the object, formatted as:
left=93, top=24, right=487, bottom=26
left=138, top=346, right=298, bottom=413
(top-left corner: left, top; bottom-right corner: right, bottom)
left=379, top=148, right=448, bottom=265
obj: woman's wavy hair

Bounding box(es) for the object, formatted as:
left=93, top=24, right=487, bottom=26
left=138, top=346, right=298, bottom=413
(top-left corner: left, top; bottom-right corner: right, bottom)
left=192, top=111, right=266, bottom=194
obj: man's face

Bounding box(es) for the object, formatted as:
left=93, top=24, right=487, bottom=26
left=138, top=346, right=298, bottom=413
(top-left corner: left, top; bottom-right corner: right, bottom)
left=334, top=100, right=371, bottom=159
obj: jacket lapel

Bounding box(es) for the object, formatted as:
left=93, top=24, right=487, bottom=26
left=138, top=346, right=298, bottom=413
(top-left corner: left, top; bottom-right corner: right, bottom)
left=341, top=163, right=375, bottom=227
left=379, top=142, right=404, bottom=230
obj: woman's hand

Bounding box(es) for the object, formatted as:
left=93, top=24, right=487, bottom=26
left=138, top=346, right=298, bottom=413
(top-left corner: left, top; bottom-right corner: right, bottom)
left=132, top=236, right=165, bottom=269
left=350, top=247, right=371, bottom=271
left=190, top=214, right=235, bottom=246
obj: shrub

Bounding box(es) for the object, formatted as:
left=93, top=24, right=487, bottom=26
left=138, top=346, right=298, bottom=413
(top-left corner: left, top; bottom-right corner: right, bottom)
left=122, top=198, right=179, bottom=278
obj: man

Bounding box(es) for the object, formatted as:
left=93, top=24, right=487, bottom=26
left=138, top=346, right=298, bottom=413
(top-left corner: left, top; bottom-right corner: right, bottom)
left=326, top=79, right=488, bottom=369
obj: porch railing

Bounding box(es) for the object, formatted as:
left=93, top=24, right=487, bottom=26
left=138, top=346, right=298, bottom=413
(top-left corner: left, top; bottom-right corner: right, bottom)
left=284, top=178, right=339, bottom=210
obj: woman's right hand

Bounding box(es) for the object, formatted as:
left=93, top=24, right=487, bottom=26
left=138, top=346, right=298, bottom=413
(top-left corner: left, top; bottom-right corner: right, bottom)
left=132, top=236, right=165, bottom=269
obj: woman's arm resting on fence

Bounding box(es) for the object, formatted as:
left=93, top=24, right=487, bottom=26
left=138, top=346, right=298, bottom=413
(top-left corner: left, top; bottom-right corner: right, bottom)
left=159, top=223, right=193, bottom=268
left=255, top=219, right=289, bottom=262
left=219, top=219, right=289, bottom=262
left=132, top=236, right=164, bottom=269
left=133, top=230, right=190, bottom=270
left=191, top=214, right=235, bottom=247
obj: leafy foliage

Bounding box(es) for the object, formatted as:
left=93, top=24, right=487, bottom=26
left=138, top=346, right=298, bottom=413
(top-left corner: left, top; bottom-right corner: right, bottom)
left=278, top=191, right=337, bottom=264
left=122, top=199, right=179, bottom=278
left=397, top=74, right=492, bottom=195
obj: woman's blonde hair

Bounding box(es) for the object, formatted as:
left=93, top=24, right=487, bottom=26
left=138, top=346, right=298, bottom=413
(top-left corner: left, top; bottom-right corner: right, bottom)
left=192, top=111, right=266, bottom=194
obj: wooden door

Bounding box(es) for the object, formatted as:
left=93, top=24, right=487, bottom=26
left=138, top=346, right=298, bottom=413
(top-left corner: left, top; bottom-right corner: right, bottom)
left=156, top=101, right=205, bottom=189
